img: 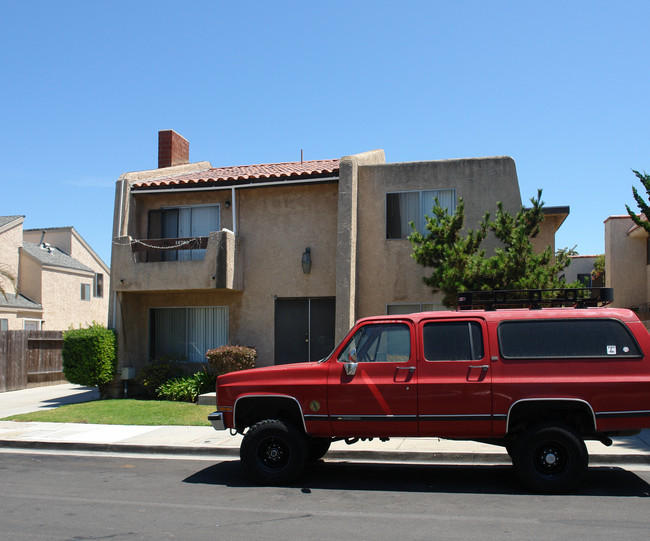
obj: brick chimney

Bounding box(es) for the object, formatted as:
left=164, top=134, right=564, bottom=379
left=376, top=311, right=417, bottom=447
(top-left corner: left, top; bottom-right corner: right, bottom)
left=158, top=129, right=189, bottom=168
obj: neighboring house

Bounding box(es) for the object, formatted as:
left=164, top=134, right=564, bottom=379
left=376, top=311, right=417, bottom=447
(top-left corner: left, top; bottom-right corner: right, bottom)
left=563, top=255, right=604, bottom=287
left=604, top=214, right=650, bottom=312
left=0, top=216, right=109, bottom=330
left=108, top=130, right=568, bottom=390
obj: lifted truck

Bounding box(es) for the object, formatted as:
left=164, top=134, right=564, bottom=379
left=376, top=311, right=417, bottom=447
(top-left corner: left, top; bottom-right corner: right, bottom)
left=209, top=288, right=650, bottom=492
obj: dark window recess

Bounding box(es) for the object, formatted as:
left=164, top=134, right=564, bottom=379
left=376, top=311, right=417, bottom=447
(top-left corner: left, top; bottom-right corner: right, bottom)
left=498, top=319, right=642, bottom=359
left=423, top=321, right=484, bottom=361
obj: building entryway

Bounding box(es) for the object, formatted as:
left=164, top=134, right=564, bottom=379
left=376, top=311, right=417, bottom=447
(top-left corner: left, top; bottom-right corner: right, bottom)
left=274, top=298, right=336, bottom=364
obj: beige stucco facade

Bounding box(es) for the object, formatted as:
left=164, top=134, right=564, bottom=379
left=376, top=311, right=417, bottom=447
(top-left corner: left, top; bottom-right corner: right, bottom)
left=0, top=219, right=110, bottom=331
left=605, top=215, right=650, bottom=310
left=109, top=139, right=567, bottom=394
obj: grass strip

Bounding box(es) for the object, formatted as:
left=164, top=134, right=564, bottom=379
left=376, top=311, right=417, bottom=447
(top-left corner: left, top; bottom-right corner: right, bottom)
left=2, top=399, right=214, bottom=426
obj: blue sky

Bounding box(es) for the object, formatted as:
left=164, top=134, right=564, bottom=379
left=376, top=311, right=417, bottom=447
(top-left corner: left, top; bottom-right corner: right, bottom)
left=1, top=0, right=648, bottom=266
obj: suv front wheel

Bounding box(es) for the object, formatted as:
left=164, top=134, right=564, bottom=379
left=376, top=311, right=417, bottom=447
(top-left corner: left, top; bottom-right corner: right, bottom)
left=512, top=422, right=588, bottom=493
left=240, top=419, right=308, bottom=485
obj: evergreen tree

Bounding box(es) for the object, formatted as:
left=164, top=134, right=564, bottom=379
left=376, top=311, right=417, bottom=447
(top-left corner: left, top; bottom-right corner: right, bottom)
left=408, top=190, right=576, bottom=307
left=625, top=169, right=650, bottom=233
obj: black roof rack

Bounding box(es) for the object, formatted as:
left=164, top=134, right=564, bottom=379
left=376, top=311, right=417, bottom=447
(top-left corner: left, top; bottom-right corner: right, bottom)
left=457, top=287, right=614, bottom=310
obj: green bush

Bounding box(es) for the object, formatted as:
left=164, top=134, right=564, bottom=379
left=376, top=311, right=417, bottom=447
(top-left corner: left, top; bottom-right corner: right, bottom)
left=156, top=371, right=217, bottom=403
left=62, top=323, right=116, bottom=398
left=135, top=358, right=184, bottom=398
left=205, top=345, right=257, bottom=376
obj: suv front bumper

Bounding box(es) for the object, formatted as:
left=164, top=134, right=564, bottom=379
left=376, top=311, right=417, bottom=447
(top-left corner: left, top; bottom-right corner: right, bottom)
left=208, top=412, right=225, bottom=431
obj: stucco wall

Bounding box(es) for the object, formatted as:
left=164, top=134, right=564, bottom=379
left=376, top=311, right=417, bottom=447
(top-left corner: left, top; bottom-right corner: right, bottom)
left=605, top=216, right=647, bottom=308
left=354, top=156, right=523, bottom=316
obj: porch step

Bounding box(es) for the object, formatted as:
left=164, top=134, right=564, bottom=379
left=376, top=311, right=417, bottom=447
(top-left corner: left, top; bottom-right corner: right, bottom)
left=198, top=392, right=216, bottom=406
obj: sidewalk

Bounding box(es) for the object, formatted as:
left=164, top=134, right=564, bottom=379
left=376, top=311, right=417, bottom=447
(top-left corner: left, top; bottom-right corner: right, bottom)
left=1, top=384, right=649, bottom=464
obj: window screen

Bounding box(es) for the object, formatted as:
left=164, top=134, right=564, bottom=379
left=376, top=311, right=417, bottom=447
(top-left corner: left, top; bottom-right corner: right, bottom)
left=498, top=319, right=642, bottom=359
left=423, top=321, right=484, bottom=361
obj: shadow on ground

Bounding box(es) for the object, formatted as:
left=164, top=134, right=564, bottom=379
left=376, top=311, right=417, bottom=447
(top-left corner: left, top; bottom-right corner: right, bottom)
left=184, top=459, right=650, bottom=497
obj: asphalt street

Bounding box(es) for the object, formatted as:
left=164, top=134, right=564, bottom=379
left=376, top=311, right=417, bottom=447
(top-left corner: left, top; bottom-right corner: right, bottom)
left=1, top=451, right=649, bottom=541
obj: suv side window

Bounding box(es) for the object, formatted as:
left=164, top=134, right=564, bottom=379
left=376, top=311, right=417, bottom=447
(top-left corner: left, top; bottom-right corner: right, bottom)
left=338, top=323, right=411, bottom=363
left=498, top=319, right=642, bottom=359
left=423, top=321, right=484, bottom=361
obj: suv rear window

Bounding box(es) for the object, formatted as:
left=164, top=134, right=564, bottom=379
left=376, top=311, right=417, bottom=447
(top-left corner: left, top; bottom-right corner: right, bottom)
left=498, top=319, right=642, bottom=359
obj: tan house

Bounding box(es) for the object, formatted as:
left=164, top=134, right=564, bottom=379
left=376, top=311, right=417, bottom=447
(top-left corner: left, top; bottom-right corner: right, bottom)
left=604, top=215, right=650, bottom=312
left=108, top=130, right=568, bottom=388
left=0, top=216, right=109, bottom=330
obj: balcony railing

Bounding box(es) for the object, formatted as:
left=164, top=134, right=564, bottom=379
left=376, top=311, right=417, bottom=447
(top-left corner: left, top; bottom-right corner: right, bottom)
left=130, top=237, right=209, bottom=262
left=112, top=229, right=242, bottom=292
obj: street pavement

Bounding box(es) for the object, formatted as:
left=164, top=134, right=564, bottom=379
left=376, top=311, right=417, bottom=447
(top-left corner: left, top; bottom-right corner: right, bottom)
left=0, top=383, right=649, bottom=464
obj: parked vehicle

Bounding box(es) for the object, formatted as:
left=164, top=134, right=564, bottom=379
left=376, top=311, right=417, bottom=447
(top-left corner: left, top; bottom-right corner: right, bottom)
left=209, top=288, right=650, bottom=492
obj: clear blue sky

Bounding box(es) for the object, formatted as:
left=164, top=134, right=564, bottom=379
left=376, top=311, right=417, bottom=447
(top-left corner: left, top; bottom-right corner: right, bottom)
left=1, top=0, right=648, bottom=266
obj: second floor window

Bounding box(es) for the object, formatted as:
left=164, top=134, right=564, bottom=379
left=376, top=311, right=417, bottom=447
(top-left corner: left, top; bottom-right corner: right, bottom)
left=148, top=205, right=220, bottom=261
left=386, top=189, right=456, bottom=239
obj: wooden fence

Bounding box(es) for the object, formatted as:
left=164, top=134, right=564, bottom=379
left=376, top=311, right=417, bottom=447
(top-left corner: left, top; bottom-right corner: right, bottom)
left=0, top=331, right=66, bottom=392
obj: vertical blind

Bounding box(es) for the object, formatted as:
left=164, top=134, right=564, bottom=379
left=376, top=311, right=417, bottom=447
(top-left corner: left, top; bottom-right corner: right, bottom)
left=151, top=306, right=228, bottom=363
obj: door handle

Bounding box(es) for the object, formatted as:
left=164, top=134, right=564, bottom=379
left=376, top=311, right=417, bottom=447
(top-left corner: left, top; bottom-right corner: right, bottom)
left=396, top=367, right=415, bottom=373
left=469, top=365, right=489, bottom=372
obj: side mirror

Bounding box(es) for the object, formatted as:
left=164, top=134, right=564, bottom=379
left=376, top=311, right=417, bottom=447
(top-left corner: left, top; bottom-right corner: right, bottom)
left=344, top=361, right=358, bottom=376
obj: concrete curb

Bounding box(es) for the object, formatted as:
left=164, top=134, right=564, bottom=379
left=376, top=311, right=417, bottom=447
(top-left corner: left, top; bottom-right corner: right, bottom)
left=1, top=439, right=649, bottom=465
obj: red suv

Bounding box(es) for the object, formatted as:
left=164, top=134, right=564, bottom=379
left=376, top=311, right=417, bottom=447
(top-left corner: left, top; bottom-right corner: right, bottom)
left=209, top=288, right=650, bottom=492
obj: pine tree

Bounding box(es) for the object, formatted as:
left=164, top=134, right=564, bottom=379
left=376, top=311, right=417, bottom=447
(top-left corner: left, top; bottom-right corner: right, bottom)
left=625, top=170, right=650, bottom=233
left=408, top=190, right=576, bottom=307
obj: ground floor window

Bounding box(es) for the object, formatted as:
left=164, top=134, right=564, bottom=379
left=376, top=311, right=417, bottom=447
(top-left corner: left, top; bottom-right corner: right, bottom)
left=386, top=303, right=445, bottom=315
left=23, top=319, right=42, bottom=330
left=0, top=318, right=7, bottom=330
left=150, top=306, right=228, bottom=363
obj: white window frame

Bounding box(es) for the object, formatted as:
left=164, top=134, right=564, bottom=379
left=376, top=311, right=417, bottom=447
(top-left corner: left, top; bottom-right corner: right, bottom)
left=386, top=188, right=457, bottom=239
left=23, top=319, right=42, bottom=330
left=81, top=283, right=91, bottom=301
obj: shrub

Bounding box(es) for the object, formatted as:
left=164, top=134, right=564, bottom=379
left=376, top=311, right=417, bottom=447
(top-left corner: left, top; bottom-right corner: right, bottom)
left=156, top=371, right=217, bottom=403
left=135, top=358, right=184, bottom=398
left=206, top=345, right=257, bottom=376
left=62, top=323, right=116, bottom=398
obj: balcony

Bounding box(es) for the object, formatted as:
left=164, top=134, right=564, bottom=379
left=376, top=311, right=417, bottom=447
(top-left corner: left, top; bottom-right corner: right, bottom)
left=112, top=229, right=242, bottom=292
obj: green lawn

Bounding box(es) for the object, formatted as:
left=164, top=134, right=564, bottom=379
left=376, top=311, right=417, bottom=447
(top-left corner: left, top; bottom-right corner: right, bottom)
left=2, top=399, right=214, bottom=426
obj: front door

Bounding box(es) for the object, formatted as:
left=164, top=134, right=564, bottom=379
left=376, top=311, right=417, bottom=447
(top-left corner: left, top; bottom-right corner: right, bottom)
left=275, top=298, right=335, bottom=364
left=327, top=321, right=418, bottom=437
left=417, top=318, right=493, bottom=437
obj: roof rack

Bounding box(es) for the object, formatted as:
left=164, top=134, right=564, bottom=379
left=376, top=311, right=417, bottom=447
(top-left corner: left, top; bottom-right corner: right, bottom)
left=457, top=287, right=614, bottom=310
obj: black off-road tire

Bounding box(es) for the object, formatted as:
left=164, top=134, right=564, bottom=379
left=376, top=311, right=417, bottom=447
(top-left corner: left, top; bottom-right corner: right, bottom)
left=512, top=422, right=588, bottom=493
left=240, top=419, right=308, bottom=485
left=307, top=437, right=332, bottom=462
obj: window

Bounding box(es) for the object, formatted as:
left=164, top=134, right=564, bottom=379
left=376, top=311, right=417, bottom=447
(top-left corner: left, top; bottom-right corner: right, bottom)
left=387, top=303, right=444, bottom=315
left=577, top=273, right=592, bottom=287
left=81, top=283, right=91, bottom=301
left=94, top=273, right=104, bottom=298
left=338, top=323, right=411, bottom=363
left=23, top=319, right=41, bottom=330
left=386, top=189, right=456, bottom=239
left=150, top=306, right=228, bottom=363
left=498, top=319, right=642, bottom=359
left=148, top=205, right=220, bottom=261
left=0, top=318, right=7, bottom=331
left=423, top=321, right=484, bottom=361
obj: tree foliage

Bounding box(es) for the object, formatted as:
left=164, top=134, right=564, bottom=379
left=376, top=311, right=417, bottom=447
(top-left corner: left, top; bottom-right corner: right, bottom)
left=408, top=190, right=576, bottom=307
left=62, top=323, right=117, bottom=397
left=625, top=169, right=650, bottom=234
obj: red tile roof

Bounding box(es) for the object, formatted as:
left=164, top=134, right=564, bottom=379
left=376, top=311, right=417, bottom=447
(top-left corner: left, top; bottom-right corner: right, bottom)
left=132, top=159, right=340, bottom=190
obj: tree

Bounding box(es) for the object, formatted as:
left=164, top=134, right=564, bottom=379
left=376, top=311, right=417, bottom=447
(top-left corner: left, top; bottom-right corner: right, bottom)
left=0, top=264, right=16, bottom=301
left=625, top=169, right=650, bottom=233
left=408, top=190, right=576, bottom=307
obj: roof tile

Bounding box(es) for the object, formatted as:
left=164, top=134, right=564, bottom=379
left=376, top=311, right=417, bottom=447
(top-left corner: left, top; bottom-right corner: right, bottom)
left=132, top=159, right=340, bottom=190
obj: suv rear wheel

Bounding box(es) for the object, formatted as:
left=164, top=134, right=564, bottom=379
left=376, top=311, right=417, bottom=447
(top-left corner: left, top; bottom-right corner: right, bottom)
left=512, top=422, right=588, bottom=493
left=240, top=419, right=308, bottom=484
